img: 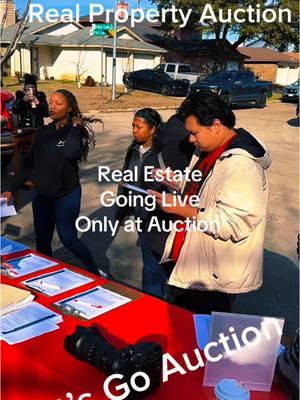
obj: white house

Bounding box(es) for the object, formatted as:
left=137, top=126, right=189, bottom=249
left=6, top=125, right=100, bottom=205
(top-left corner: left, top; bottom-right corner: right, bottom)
left=1, top=20, right=167, bottom=84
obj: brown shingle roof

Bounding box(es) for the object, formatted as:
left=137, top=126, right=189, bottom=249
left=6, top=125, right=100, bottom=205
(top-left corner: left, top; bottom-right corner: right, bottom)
left=238, top=47, right=299, bottom=65
left=286, top=52, right=300, bottom=62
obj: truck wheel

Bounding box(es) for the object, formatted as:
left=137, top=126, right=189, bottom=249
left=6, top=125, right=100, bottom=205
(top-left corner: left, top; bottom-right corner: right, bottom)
left=256, top=93, right=267, bottom=108
left=161, top=85, right=172, bottom=96
left=127, top=79, right=134, bottom=90
left=221, top=94, right=231, bottom=106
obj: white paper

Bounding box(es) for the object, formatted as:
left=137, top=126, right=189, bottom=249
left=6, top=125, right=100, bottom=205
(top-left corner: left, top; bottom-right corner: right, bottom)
left=56, top=286, right=131, bottom=319
left=3, top=320, right=59, bottom=345
left=0, top=198, right=17, bottom=218
left=22, top=268, right=94, bottom=296
left=1, top=302, right=63, bottom=344
left=119, top=183, right=149, bottom=195
left=1, top=253, right=58, bottom=277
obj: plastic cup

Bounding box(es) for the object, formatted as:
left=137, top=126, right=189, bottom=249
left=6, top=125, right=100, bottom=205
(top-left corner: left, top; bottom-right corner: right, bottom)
left=214, top=379, right=250, bottom=400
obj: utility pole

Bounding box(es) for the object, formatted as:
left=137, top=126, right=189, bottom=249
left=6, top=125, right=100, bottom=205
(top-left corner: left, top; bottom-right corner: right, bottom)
left=100, top=35, right=104, bottom=109
left=111, top=0, right=117, bottom=101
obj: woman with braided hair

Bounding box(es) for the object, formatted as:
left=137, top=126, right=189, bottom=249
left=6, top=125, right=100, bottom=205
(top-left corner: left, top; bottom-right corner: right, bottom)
left=2, top=89, right=106, bottom=277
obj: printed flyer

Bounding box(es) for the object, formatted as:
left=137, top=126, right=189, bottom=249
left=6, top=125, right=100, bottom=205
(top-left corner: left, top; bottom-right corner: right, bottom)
left=0, top=0, right=299, bottom=399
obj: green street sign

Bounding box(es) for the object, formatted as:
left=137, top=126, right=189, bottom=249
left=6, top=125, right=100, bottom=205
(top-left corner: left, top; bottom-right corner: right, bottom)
left=95, top=24, right=113, bottom=31
left=93, top=30, right=106, bottom=37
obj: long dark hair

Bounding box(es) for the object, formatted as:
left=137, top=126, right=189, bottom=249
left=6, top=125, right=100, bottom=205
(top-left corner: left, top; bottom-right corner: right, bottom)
left=134, top=108, right=163, bottom=133
left=54, top=89, right=103, bottom=161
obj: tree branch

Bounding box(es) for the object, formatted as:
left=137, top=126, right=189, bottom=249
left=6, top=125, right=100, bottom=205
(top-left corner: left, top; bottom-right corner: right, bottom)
left=231, top=34, right=248, bottom=49
left=1, top=0, right=31, bottom=69
left=0, top=0, right=9, bottom=36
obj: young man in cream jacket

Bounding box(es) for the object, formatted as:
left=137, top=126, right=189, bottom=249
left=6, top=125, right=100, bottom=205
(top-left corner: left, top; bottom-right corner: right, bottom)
left=149, top=90, right=271, bottom=314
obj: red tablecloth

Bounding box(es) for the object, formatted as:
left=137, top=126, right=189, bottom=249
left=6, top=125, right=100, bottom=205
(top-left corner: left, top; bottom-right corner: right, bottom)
left=1, top=249, right=288, bottom=400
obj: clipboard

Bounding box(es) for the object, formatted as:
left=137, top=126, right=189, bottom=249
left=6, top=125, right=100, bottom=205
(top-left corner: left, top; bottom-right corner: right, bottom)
left=52, top=283, right=142, bottom=320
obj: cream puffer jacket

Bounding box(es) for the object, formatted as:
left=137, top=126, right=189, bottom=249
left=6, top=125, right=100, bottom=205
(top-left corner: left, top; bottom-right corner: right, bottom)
left=160, top=129, right=272, bottom=294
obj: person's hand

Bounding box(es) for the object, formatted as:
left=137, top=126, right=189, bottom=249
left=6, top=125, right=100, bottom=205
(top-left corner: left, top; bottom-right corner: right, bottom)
left=23, top=92, right=34, bottom=102
left=0, top=115, right=8, bottom=128
left=151, top=168, right=180, bottom=192
left=32, top=96, right=39, bottom=105
left=148, top=189, right=198, bottom=218
left=148, top=190, right=179, bottom=214
left=1, top=191, right=13, bottom=204
left=72, top=116, right=83, bottom=127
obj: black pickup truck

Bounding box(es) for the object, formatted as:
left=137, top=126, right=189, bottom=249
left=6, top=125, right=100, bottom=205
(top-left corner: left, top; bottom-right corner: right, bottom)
left=189, top=71, right=273, bottom=108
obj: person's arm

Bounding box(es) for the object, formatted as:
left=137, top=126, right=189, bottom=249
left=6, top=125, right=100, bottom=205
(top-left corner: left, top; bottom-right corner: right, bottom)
left=63, top=126, right=84, bottom=161
left=150, top=156, right=267, bottom=242
left=7, top=144, right=35, bottom=195
left=197, top=159, right=267, bottom=241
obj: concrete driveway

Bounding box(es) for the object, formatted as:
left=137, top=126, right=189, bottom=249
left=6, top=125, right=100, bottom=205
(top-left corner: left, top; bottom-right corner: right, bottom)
left=2, top=101, right=299, bottom=335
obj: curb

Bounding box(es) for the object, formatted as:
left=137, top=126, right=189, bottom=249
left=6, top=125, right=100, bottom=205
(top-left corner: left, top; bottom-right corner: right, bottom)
left=86, top=101, right=284, bottom=115
left=86, top=106, right=179, bottom=115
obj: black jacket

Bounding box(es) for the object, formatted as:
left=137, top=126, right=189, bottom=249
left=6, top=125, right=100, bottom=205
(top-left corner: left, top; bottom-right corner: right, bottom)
left=116, top=118, right=194, bottom=256
left=10, top=122, right=84, bottom=199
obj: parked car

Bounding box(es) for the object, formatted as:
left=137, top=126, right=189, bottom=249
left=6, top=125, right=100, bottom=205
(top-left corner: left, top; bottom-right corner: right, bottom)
left=282, top=79, right=299, bottom=102
left=189, top=70, right=273, bottom=108
left=123, top=69, right=189, bottom=96
left=0, top=89, right=15, bottom=168
left=154, top=63, right=206, bottom=83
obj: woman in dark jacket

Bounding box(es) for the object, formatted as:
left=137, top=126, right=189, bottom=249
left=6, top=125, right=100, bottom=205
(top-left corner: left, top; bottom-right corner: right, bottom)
left=116, top=108, right=170, bottom=298
left=2, top=89, right=106, bottom=277
left=12, top=74, right=49, bottom=128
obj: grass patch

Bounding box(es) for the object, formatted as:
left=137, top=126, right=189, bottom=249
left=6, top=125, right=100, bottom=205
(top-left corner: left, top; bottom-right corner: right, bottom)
left=1, top=78, right=182, bottom=112
left=270, top=92, right=282, bottom=101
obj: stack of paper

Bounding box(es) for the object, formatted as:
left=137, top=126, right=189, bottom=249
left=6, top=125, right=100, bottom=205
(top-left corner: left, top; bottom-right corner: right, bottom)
left=0, top=237, right=28, bottom=256
left=0, top=284, right=35, bottom=316
left=56, top=286, right=131, bottom=320
left=23, top=268, right=94, bottom=296
left=1, top=253, right=58, bottom=277
left=1, top=302, right=63, bottom=344
left=0, top=198, right=17, bottom=218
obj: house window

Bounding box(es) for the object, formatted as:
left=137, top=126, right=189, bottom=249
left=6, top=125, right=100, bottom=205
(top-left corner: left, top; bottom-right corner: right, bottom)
left=156, top=64, right=165, bottom=71
left=192, top=30, right=201, bottom=41
left=178, top=65, right=192, bottom=73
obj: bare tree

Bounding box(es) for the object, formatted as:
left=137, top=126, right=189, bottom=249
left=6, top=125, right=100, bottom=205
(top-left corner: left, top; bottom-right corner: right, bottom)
left=1, top=0, right=31, bottom=70
left=74, top=50, right=89, bottom=88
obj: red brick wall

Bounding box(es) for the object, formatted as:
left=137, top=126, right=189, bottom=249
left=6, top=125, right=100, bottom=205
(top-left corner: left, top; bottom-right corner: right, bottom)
left=244, top=63, right=277, bottom=82
left=161, top=51, right=215, bottom=74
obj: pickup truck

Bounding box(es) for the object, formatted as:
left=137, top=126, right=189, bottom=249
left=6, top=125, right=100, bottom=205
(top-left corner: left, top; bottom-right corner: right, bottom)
left=154, top=63, right=205, bottom=84
left=189, top=70, right=273, bottom=108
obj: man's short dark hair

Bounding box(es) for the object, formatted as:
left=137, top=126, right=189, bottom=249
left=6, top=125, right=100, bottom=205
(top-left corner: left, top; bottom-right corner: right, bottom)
left=178, top=90, right=236, bottom=129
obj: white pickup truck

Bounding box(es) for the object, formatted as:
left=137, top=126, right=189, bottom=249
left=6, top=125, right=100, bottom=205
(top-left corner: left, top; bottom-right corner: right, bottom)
left=154, top=63, right=205, bottom=83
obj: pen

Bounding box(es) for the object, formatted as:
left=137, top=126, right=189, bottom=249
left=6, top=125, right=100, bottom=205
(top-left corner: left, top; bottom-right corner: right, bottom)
left=1, top=262, right=18, bottom=274
left=74, top=299, right=102, bottom=309
left=2, top=314, right=56, bottom=335
left=36, top=281, right=62, bottom=290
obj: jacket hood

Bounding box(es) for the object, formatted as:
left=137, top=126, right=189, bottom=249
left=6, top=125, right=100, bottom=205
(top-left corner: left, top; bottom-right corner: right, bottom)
left=221, top=128, right=272, bottom=170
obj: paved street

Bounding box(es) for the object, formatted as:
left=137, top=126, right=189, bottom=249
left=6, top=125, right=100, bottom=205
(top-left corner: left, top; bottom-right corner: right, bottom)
left=1, top=101, right=299, bottom=335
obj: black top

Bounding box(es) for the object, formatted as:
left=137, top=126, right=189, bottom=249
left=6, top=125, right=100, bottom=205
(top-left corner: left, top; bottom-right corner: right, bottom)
left=10, top=122, right=84, bottom=199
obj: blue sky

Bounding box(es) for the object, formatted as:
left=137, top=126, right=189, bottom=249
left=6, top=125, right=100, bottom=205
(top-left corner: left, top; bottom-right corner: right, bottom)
left=15, top=0, right=155, bottom=15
